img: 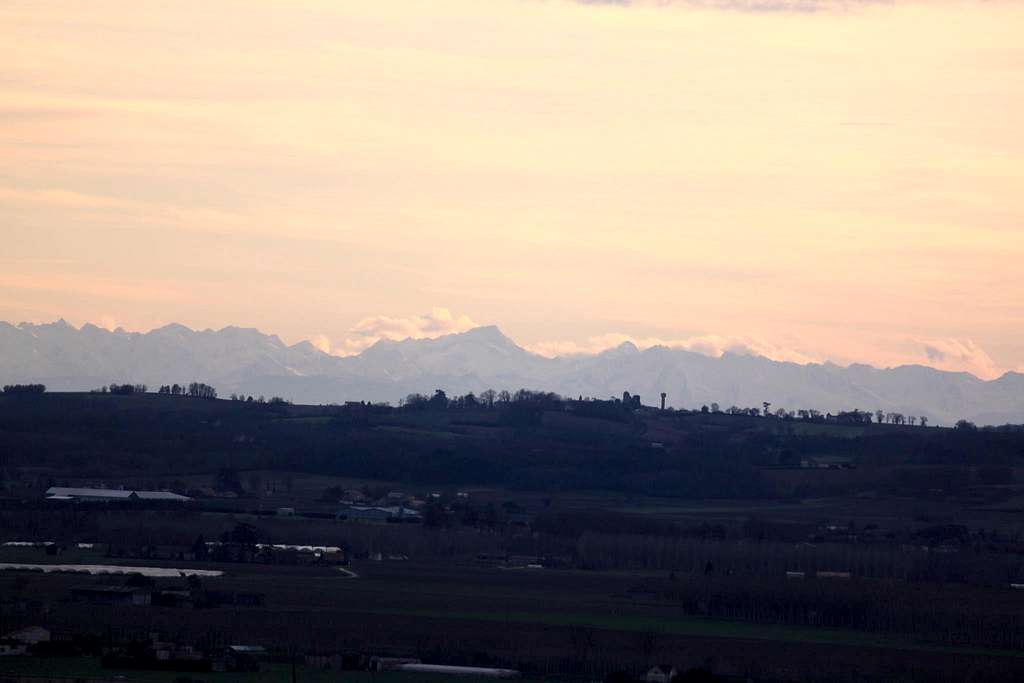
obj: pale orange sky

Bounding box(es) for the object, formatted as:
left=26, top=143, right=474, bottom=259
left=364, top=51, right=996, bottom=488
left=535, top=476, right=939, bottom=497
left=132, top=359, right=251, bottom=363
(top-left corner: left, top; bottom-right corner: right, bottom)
left=2, top=0, right=1023, bottom=378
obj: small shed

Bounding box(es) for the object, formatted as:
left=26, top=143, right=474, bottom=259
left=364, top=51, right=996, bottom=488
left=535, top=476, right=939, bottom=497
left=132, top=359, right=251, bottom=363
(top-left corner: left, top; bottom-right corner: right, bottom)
left=645, top=664, right=677, bottom=683
left=213, top=645, right=266, bottom=672
left=3, top=626, right=51, bottom=645
left=72, top=585, right=152, bottom=606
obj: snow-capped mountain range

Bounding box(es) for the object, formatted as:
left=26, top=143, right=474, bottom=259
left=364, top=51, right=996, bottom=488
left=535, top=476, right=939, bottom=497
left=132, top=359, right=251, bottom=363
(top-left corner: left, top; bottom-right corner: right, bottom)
left=2, top=320, right=1022, bottom=425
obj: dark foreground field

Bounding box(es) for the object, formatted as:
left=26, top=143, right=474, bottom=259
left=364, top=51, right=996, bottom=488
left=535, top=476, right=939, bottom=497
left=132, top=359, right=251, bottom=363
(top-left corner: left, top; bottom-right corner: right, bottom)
left=0, top=657, right=540, bottom=683
left=2, top=393, right=1024, bottom=681
left=4, top=552, right=1024, bottom=682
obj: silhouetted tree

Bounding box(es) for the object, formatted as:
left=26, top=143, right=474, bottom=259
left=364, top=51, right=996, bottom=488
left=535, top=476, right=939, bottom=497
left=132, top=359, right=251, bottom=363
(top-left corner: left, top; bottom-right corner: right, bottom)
left=214, top=467, right=242, bottom=493
left=2, top=384, right=45, bottom=394
left=187, top=382, right=217, bottom=399
left=108, top=383, right=145, bottom=395
left=192, top=535, right=209, bottom=561
left=429, top=389, right=448, bottom=409
left=222, top=522, right=260, bottom=546
left=403, top=393, right=428, bottom=409
left=423, top=499, right=447, bottom=528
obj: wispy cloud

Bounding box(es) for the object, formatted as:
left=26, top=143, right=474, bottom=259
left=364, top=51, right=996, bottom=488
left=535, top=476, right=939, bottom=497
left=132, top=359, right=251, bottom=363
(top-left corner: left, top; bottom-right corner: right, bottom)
left=309, top=334, right=333, bottom=354
left=318, top=308, right=480, bottom=356
left=915, top=338, right=1001, bottom=379
left=2, top=0, right=1021, bottom=375
left=0, top=273, right=184, bottom=303
left=575, top=0, right=899, bottom=11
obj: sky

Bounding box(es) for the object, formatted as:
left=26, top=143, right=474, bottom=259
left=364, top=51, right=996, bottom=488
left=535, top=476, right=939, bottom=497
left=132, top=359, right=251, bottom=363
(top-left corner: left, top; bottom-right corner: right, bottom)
left=1, top=0, right=1023, bottom=379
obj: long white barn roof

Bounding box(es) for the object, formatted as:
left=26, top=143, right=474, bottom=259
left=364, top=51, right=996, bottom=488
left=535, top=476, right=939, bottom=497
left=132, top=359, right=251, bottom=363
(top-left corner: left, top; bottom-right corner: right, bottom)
left=45, top=487, right=190, bottom=501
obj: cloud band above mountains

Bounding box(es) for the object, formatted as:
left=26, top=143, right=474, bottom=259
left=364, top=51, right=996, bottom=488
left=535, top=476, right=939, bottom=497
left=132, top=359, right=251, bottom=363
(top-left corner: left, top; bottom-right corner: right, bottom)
left=318, top=308, right=480, bottom=356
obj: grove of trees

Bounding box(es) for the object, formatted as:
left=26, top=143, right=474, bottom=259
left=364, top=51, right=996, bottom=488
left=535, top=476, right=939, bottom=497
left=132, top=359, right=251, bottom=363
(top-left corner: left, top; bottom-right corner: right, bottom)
left=2, top=383, right=45, bottom=394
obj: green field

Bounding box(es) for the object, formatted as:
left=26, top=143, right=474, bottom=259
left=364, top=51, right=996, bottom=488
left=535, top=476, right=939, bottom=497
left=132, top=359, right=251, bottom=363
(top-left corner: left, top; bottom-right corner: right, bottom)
left=345, top=606, right=1024, bottom=658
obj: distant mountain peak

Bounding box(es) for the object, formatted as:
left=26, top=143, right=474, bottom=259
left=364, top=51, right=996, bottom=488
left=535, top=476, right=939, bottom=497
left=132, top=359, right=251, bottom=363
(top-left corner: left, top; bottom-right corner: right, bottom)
left=600, top=340, right=639, bottom=357
left=460, top=325, right=515, bottom=345
left=153, top=322, right=193, bottom=334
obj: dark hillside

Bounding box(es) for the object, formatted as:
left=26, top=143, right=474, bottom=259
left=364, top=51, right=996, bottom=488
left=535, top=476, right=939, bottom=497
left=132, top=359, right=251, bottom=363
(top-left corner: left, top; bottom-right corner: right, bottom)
left=1, top=393, right=1022, bottom=501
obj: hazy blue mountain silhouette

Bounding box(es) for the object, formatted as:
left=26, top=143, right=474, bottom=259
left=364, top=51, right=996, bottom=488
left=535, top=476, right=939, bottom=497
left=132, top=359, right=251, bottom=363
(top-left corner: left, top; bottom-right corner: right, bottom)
left=1, top=320, right=1020, bottom=425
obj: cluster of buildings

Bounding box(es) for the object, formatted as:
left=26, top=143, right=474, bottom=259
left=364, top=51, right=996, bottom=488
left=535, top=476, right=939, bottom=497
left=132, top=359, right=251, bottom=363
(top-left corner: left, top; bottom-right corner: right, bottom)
left=331, top=488, right=467, bottom=523
left=102, top=637, right=267, bottom=673
left=0, top=626, right=52, bottom=657
left=68, top=581, right=266, bottom=609
left=336, top=504, right=422, bottom=523
left=1, top=624, right=700, bottom=682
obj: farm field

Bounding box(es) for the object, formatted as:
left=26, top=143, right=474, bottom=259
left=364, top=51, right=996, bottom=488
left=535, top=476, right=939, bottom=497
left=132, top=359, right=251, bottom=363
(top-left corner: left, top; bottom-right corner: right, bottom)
left=5, top=556, right=1024, bottom=681
left=0, top=657, right=539, bottom=683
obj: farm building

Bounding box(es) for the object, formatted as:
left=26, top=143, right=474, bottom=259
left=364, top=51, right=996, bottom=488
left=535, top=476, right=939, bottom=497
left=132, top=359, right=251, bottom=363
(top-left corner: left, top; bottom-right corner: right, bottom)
left=372, top=656, right=422, bottom=671
left=645, top=664, right=678, bottom=683
left=397, top=664, right=520, bottom=678
left=71, top=585, right=152, bottom=606
left=817, top=570, right=852, bottom=579
left=213, top=645, right=267, bottom=672
left=336, top=505, right=422, bottom=523
left=46, top=487, right=191, bottom=503
left=2, top=626, right=50, bottom=646
left=373, top=657, right=519, bottom=678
